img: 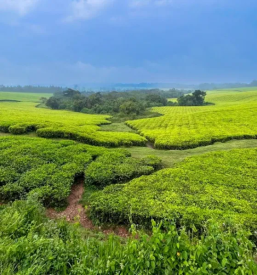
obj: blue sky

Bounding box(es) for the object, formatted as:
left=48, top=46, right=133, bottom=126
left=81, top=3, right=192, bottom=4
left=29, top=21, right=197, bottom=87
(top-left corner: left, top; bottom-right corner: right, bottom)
left=0, top=0, right=256, bottom=85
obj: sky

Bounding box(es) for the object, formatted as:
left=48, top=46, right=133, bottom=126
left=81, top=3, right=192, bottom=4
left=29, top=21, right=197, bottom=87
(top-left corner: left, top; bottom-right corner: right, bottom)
left=0, top=0, right=256, bottom=85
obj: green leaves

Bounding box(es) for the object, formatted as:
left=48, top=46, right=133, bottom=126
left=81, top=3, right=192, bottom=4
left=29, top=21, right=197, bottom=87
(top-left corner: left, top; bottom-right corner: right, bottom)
left=2, top=201, right=256, bottom=274
left=90, top=148, right=257, bottom=235
left=85, top=152, right=161, bottom=188
left=0, top=136, right=106, bottom=205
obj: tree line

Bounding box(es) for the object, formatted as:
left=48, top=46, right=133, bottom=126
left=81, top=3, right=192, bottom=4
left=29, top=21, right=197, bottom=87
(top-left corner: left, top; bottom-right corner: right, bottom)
left=45, top=88, right=188, bottom=116
left=0, top=85, right=64, bottom=93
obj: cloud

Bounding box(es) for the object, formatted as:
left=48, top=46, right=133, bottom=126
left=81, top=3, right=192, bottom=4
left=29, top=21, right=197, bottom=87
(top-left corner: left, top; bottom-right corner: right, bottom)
left=66, top=0, right=114, bottom=22
left=0, top=59, right=168, bottom=85
left=130, top=0, right=172, bottom=8
left=0, top=0, right=39, bottom=15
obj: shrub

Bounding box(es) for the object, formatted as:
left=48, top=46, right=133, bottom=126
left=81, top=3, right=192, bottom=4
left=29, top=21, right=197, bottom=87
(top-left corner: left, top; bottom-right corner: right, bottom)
left=0, top=200, right=256, bottom=274
left=0, top=136, right=106, bottom=205
left=85, top=152, right=160, bottom=187
left=89, top=148, right=257, bottom=235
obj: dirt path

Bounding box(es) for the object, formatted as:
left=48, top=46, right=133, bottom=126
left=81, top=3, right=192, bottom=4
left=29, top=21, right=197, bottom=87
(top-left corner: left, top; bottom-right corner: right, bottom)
left=46, top=180, right=129, bottom=238
left=146, top=141, right=155, bottom=149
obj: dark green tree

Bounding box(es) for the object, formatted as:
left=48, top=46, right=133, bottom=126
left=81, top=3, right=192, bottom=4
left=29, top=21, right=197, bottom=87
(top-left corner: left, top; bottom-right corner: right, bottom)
left=178, top=90, right=206, bottom=106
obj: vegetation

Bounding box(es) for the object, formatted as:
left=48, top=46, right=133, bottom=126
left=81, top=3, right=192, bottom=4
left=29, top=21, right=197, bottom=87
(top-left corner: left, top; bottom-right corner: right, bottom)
left=126, top=139, right=257, bottom=168
left=0, top=136, right=105, bottom=205
left=0, top=85, right=65, bottom=93
left=127, top=88, right=257, bottom=149
left=90, top=148, right=257, bottom=234
left=0, top=92, right=52, bottom=102
left=1, top=200, right=256, bottom=274
left=0, top=136, right=159, bottom=206
left=0, top=101, right=146, bottom=147
left=85, top=152, right=162, bottom=187
left=45, top=88, right=183, bottom=116
left=2, top=89, right=257, bottom=273
left=177, top=90, right=206, bottom=106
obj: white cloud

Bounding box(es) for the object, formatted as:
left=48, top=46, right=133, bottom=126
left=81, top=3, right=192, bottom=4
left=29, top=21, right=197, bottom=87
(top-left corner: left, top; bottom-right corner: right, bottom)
left=0, top=0, right=39, bottom=15
left=66, top=0, right=114, bottom=22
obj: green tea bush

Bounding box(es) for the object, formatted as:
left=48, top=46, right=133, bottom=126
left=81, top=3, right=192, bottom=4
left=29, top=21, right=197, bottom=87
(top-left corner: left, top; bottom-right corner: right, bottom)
left=85, top=152, right=161, bottom=187
left=90, top=148, right=257, bottom=234
left=1, top=200, right=256, bottom=274
left=0, top=101, right=147, bottom=147
left=0, top=136, right=108, bottom=205
left=126, top=89, right=257, bottom=149
left=0, top=136, right=155, bottom=205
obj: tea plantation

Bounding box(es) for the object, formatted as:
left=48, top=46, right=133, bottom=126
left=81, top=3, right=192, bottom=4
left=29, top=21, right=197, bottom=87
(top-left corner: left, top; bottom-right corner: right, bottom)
left=0, top=136, right=159, bottom=206
left=90, top=148, right=257, bottom=233
left=0, top=101, right=146, bottom=147
left=2, top=89, right=257, bottom=273
left=127, top=88, right=257, bottom=149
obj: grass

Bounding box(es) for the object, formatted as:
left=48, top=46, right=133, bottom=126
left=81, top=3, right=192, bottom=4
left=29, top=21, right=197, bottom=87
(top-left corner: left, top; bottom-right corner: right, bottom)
left=125, top=139, right=257, bottom=167
left=0, top=91, right=51, bottom=102
left=100, top=122, right=136, bottom=132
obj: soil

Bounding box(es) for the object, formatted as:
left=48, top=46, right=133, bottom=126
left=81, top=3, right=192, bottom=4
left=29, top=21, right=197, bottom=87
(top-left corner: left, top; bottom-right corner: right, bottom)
left=146, top=141, right=155, bottom=149
left=46, top=179, right=130, bottom=238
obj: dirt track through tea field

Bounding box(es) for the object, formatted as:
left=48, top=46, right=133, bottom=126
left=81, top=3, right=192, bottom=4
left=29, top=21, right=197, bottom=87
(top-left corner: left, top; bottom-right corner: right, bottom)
left=47, top=180, right=129, bottom=238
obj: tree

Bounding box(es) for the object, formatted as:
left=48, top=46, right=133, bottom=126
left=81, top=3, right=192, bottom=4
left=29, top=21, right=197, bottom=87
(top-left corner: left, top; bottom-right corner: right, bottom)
left=63, top=88, right=81, bottom=98
left=192, top=90, right=206, bottom=105
left=178, top=90, right=206, bottom=106
left=119, top=100, right=145, bottom=115
left=46, top=97, right=60, bottom=109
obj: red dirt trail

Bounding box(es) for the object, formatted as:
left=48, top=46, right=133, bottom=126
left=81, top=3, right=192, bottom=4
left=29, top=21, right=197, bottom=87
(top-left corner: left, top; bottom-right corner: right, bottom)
left=46, top=180, right=129, bottom=238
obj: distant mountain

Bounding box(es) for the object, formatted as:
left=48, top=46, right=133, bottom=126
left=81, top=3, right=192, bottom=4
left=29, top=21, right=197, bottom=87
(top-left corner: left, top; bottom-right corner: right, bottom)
left=76, top=81, right=253, bottom=91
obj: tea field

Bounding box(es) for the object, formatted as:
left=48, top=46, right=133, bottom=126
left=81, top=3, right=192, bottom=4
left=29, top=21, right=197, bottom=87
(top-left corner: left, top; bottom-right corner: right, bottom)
left=90, top=148, right=257, bottom=234
left=127, top=88, right=257, bottom=149
left=1, top=90, right=257, bottom=273
left=0, top=91, right=51, bottom=102
left=0, top=136, right=160, bottom=206
left=0, top=100, right=146, bottom=147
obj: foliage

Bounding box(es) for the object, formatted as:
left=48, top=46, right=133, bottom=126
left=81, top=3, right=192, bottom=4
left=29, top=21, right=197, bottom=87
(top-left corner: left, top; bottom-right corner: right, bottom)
left=0, top=136, right=108, bottom=205
left=0, top=136, right=156, bottom=205
left=0, top=101, right=146, bottom=147
left=1, top=200, right=256, bottom=274
left=127, top=88, right=257, bottom=149
left=46, top=88, right=179, bottom=115
left=90, top=148, right=257, bottom=234
left=85, top=152, right=162, bottom=187
left=0, top=92, right=52, bottom=102
left=178, top=90, right=206, bottom=106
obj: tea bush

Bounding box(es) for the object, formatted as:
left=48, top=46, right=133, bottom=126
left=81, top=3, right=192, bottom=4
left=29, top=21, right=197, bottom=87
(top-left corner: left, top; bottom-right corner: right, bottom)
left=0, top=101, right=146, bottom=147
left=90, top=148, right=257, bottom=233
left=0, top=136, right=157, bottom=205
left=1, top=199, right=256, bottom=274
left=0, top=136, right=107, bottom=205
left=85, top=152, right=162, bottom=187
left=126, top=89, right=257, bottom=149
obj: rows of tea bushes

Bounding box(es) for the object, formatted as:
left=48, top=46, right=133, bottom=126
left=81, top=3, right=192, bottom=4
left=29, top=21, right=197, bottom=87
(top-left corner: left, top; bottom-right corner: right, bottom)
left=85, top=152, right=162, bottom=187
left=36, top=126, right=146, bottom=147
left=0, top=136, right=158, bottom=205
left=90, top=148, right=257, bottom=233
left=126, top=90, right=257, bottom=149
left=1, top=199, right=256, bottom=274
left=0, top=101, right=146, bottom=147
left=0, top=136, right=106, bottom=205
